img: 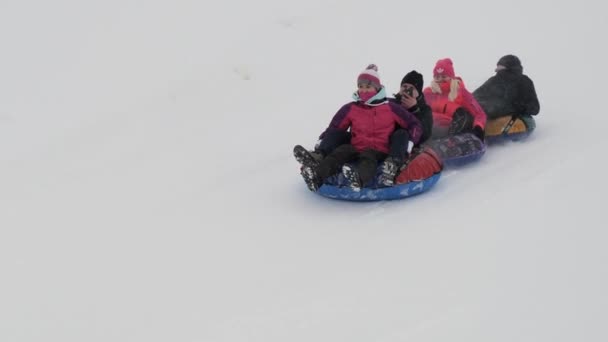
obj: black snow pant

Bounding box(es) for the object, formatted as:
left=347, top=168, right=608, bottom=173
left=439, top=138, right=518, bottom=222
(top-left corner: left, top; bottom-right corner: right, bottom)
left=316, top=130, right=351, bottom=157
left=387, top=128, right=410, bottom=162
left=315, top=144, right=387, bottom=187
left=318, top=129, right=410, bottom=162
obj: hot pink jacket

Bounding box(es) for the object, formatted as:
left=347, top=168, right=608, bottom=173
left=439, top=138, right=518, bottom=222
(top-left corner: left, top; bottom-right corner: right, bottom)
left=320, top=101, right=422, bottom=154
left=423, top=78, right=487, bottom=130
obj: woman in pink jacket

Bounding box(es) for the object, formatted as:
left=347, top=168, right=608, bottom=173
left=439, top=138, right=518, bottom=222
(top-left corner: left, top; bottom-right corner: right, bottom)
left=423, top=58, right=487, bottom=140
left=300, top=65, right=423, bottom=192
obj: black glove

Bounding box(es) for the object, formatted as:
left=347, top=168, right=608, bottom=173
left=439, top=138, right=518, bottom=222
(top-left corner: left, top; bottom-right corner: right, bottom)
left=472, top=125, right=485, bottom=141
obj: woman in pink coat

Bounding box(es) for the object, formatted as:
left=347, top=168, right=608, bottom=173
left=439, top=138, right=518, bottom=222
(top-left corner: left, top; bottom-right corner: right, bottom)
left=423, top=58, right=487, bottom=140
left=300, top=65, right=423, bottom=192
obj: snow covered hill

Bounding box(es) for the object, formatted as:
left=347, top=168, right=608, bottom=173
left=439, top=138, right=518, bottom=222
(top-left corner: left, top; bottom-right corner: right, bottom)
left=1, top=0, right=607, bottom=341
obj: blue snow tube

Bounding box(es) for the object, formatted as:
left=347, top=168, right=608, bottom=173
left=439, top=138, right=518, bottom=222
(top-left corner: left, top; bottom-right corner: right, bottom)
left=317, top=172, right=441, bottom=201
left=312, top=147, right=443, bottom=202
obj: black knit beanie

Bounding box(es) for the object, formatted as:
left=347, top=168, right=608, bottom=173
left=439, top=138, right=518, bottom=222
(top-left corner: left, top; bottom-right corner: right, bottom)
left=400, top=70, right=424, bottom=94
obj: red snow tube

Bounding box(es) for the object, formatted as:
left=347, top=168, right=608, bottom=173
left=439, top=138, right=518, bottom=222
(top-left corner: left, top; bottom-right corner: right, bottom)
left=395, top=147, right=443, bottom=184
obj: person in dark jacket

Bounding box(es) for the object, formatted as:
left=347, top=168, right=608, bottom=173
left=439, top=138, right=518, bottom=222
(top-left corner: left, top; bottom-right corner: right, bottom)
left=391, top=70, right=433, bottom=145
left=296, top=64, right=422, bottom=192
left=473, top=55, right=540, bottom=120
left=378, top=70, right=433, bottom=186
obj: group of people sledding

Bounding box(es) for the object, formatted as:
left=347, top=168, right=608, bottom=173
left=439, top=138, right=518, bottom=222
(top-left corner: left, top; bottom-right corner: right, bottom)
left=294, top=55, right=541, bottom=193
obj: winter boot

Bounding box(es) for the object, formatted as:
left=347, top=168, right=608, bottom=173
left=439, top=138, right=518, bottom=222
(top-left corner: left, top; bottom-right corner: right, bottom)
left=377, top=157, right=401, bottom=187
left=448, top=109, right=474, bottom=135
left=300, top=166, right=322, bottom=192
left=293, top=145, right=323, bottom=168
left=342, top=164, right=362, bottom=192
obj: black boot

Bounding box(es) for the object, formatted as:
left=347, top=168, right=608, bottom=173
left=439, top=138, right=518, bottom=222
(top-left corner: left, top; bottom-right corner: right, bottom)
left=300, top=166, right=322, bottom=192
left=294, top=145, right=323, bottom=168
left=377, top=157, right=402, bottom=187
left=341, top=164, right=362, bottom=192
left=448, top=109, right=474, bottom=135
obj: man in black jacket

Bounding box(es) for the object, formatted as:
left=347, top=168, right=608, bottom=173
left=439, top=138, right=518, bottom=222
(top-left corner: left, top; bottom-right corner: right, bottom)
left=473, top=55, right=540, bottom=120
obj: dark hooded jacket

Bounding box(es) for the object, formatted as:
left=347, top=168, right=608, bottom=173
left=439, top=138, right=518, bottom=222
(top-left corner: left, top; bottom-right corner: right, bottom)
left=390, top=93, right=433, bottom=145
left=390, top=70, right=433, bottom=145
left=473, top=55, right=540, bottom=120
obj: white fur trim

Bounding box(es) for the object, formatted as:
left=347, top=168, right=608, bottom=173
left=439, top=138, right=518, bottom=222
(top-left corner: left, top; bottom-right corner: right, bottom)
left=448, top=79, right=460, bottom=101
left=430, top=79, right=460, bottom=101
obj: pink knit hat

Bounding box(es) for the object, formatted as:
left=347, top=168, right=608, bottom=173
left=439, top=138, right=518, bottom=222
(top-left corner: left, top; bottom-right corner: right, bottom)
left=357, top=64, right=381, bottom=88
left=433, top=58, right=455, bottom=78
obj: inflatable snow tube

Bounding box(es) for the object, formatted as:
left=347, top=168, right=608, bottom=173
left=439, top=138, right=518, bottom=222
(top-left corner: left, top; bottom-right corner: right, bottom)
left=485, top=115, right=536, bottom=144
left=318, top=147, right=443, bottom=202
left=318, top=173, right=441, bottom=201
left=423, top=133, right=486, bottom=167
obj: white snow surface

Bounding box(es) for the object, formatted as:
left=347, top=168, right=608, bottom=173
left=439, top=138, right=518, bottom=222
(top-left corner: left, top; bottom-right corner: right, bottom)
left=1, top=0, right=607, bottom=341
